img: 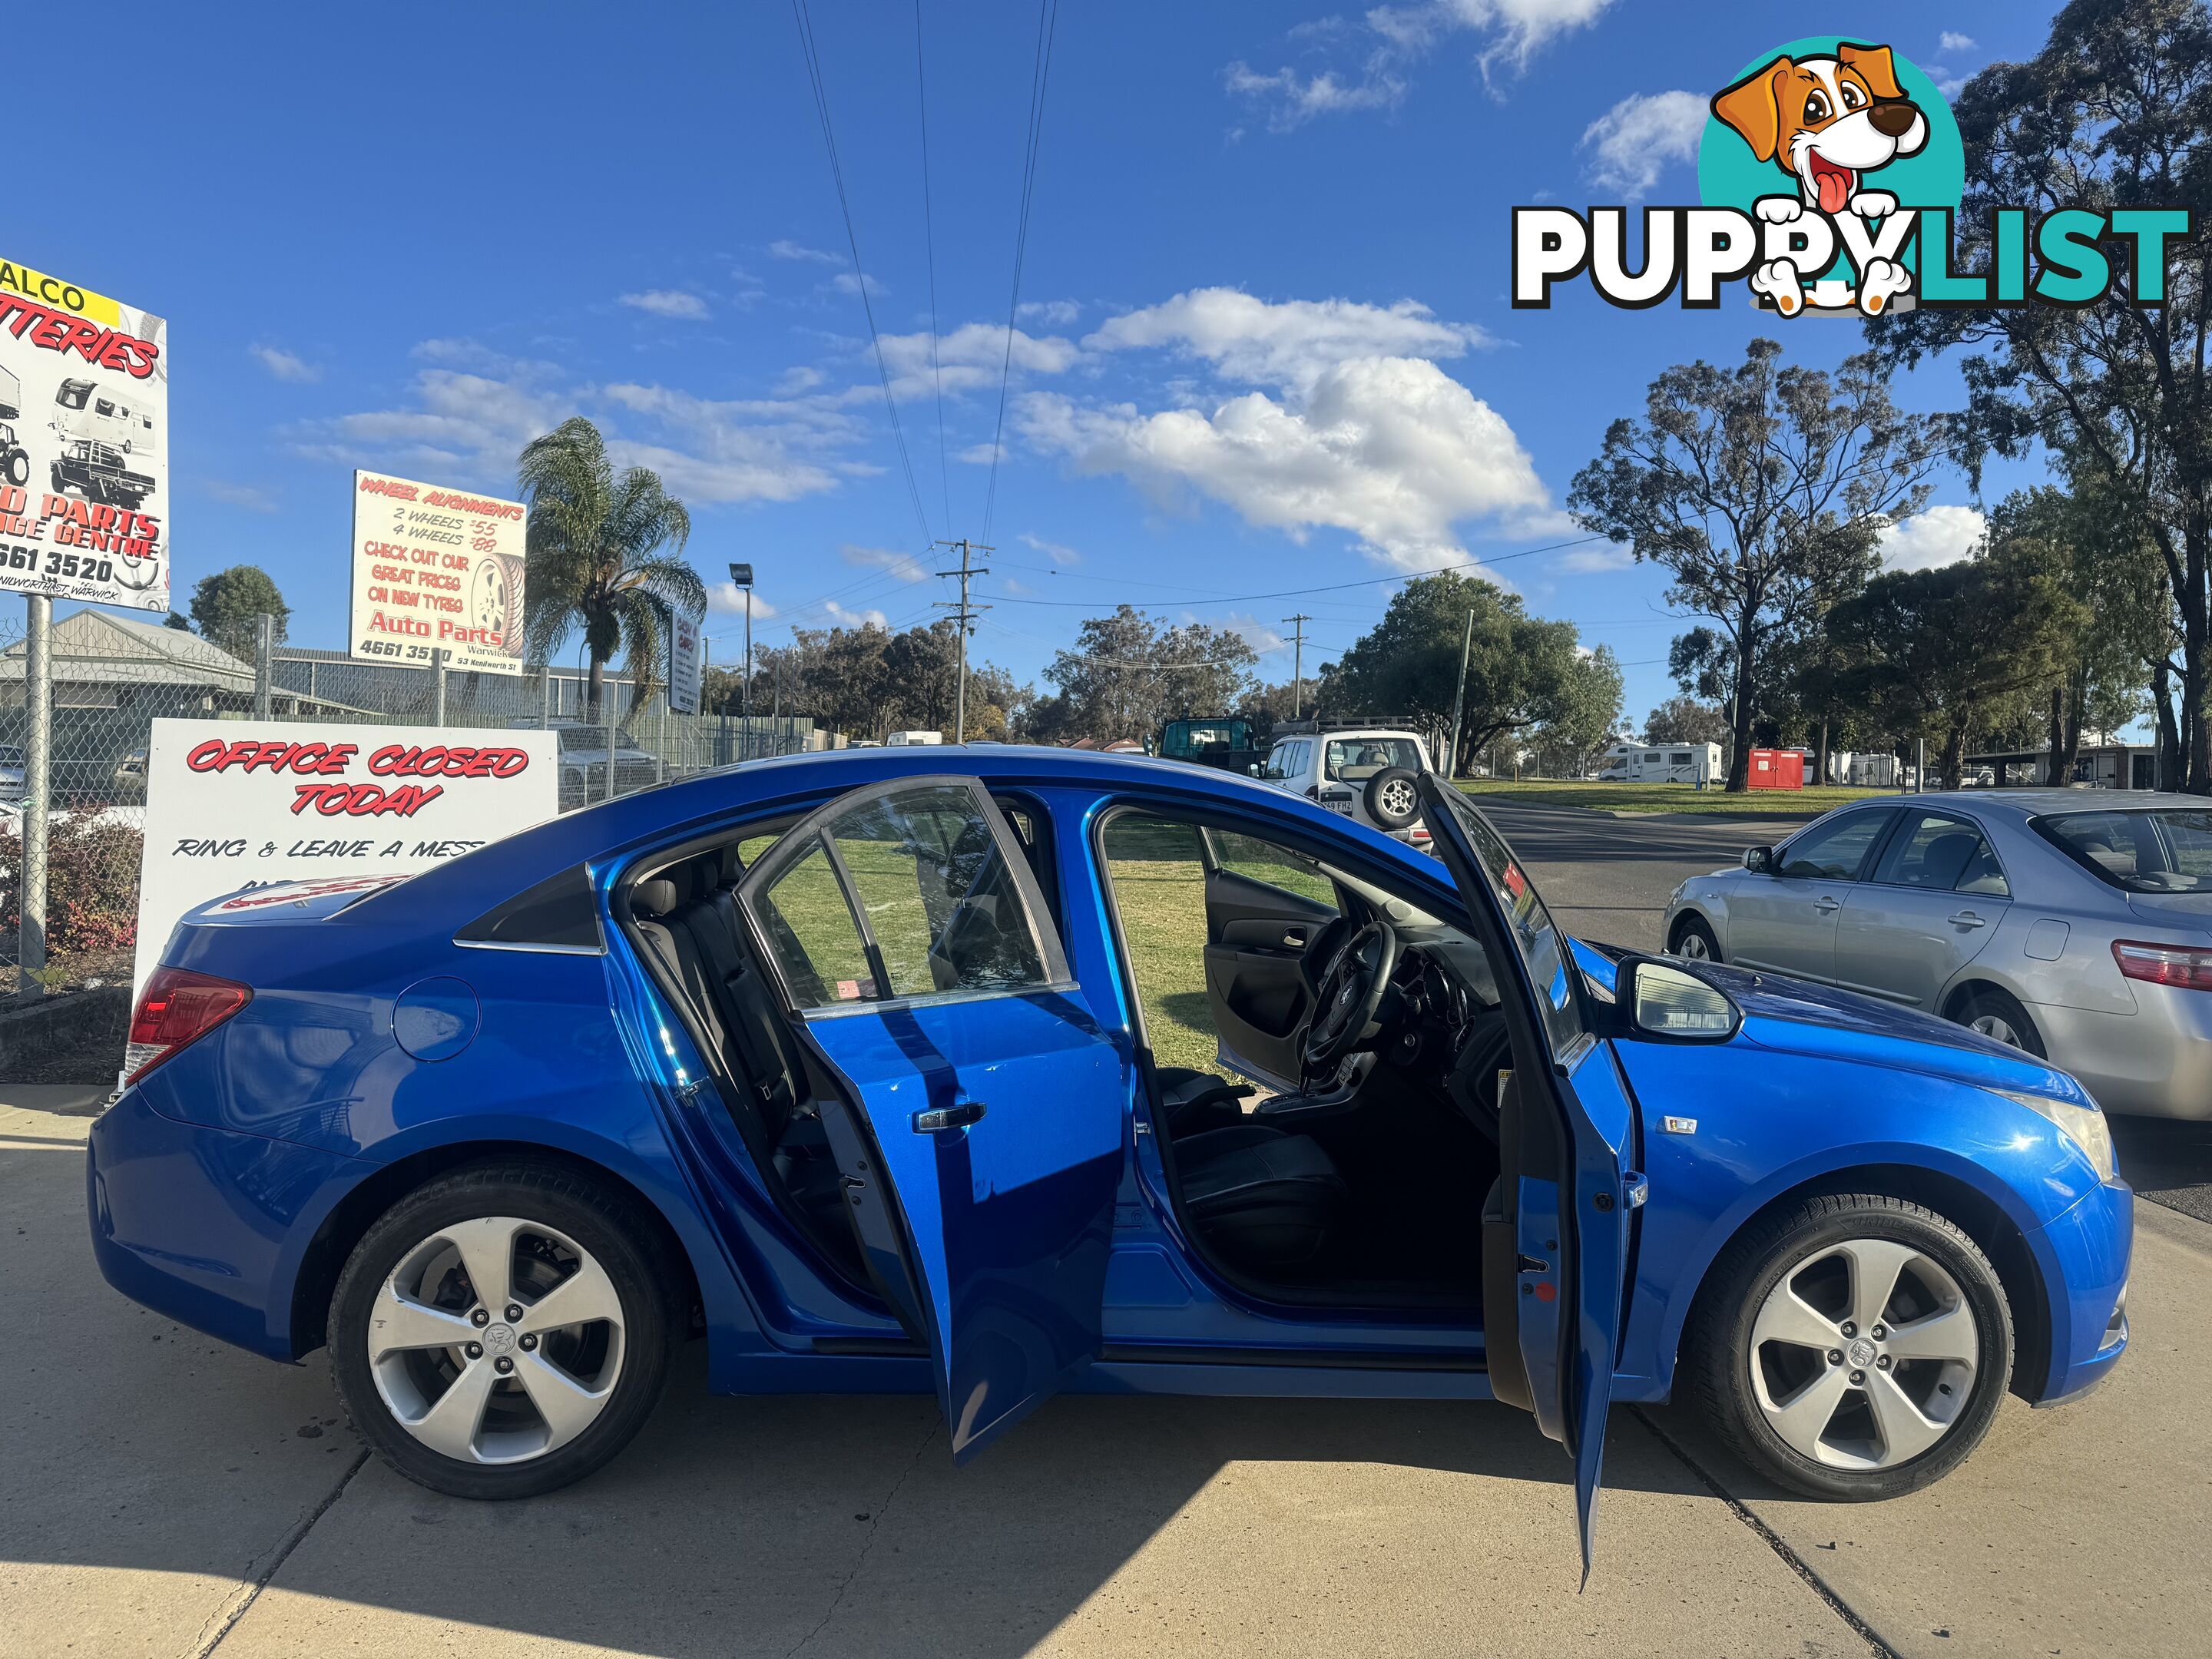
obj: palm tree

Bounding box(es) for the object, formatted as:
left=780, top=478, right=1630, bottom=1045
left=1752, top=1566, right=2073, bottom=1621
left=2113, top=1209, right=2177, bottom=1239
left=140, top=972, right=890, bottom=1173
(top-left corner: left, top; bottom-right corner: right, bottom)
left=517, top=416, right=704, bottom=725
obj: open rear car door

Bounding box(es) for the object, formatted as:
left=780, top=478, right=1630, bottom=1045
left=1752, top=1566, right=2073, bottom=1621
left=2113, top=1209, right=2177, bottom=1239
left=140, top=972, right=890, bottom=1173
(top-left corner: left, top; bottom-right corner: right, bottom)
left=735, top=777, right=1127, bottom=1459
left=1416, top=777, right=1637, bottom=1581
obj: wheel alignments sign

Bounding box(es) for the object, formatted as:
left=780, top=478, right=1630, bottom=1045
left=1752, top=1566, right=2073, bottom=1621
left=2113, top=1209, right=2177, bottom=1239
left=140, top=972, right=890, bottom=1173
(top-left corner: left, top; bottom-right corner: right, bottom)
left=349, top=469, right=527, bottom=674
left=0, top=258, right=169, bottom=611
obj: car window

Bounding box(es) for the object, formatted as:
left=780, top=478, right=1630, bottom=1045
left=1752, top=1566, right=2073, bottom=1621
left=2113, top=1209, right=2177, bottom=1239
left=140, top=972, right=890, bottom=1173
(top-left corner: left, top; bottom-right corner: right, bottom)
left=1208, top=829, right=1340, bottom=912
left=1871, top=811, right=1996, bottom=892
left=823, top=783, right=1051, bottom=998
left=2040, top=809, right=2212, bottom=893
left=1324, top=737, right=1421, bottom=782
left=1427, top=789, right=1584, bottom=1056
left=757, top=838, right=877, bottom=1005
left=1777, top=810, right=1891, bottom=881
left=1954, top=838, right=2011, bottom=897
left=1263, top=743, right=1297, bottom=781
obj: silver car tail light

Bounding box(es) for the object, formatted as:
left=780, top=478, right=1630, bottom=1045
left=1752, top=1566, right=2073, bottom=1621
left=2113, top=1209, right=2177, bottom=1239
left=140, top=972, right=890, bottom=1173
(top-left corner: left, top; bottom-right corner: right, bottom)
left=2111, top=939, right=2212, bottom=992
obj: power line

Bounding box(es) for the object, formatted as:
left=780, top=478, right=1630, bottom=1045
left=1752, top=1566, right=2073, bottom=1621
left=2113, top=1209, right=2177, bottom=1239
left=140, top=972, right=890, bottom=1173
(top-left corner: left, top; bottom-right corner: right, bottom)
left=791, top=0, right=934, bottom=546
left=982, top=0, right=1061, bottom=543
left=913, top=0, right=952, bottom=531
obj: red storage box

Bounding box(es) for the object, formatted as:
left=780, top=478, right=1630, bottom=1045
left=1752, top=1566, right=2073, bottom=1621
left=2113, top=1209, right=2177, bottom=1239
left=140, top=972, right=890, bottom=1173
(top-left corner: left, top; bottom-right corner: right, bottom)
left=1746, top=748, right=1803, bottom=789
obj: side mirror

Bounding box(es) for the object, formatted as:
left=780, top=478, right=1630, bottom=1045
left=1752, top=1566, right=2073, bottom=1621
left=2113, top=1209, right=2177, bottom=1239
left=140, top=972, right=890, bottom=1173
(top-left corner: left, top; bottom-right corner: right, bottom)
left=1628, top=960, right=1741, bottom=1042
left=1743, top=845, right=1775, bottom=874
left=1249, top=763, right=1263, bottom=776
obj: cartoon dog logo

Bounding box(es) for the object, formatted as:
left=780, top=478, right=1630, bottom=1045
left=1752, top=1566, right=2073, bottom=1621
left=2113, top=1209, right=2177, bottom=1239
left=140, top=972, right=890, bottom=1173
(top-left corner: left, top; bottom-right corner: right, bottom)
left=1711, top=42, right=1929, bottom=316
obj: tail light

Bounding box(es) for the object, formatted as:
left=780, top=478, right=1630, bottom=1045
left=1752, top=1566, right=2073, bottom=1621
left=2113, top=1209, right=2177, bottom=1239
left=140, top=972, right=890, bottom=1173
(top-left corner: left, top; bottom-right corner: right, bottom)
left=2111, top=939, right=2212, bottom=992
left=125, top=966, right=250, bottom=1083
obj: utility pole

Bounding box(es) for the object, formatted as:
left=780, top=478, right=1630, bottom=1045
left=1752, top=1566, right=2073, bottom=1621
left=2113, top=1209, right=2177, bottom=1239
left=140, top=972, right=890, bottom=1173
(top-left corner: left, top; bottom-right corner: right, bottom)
left=1281, top=613, right=1310, bottom=719
left=1444, top=608, right=1475, bottom=781
left=933, top=538, right=992, bottom=743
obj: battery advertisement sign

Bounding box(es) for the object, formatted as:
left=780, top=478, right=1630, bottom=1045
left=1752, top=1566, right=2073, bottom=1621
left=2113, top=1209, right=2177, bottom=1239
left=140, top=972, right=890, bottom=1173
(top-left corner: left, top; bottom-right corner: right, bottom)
left=0, top=257, right=170, bottom=612
left=349, top=469, right=528, bottom=676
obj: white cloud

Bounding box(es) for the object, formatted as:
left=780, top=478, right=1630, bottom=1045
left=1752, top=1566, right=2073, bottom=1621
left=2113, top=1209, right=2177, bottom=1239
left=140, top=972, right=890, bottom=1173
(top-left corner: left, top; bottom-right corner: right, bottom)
left=830, top=271, right=888, bottom=299
left=1228, top=0, right=1618, bottom=127
left=876, top=322, right=1079, bottom=399
left=203, top=478, right=281, bottom=513
left=823, top=598, right=890, bottom=628
left=840, top=544, right=933, bottom=583
left=1578, top=91, right=1705, bottom=197
left=619, top=290, right=710, bottom=321
left=1557, top=542, right=1634, bottom=573
left=1022, top=353, right=1548, bottom=572
left=1017, top=299, right=1081, bottom=326
left=1085, top=289, right=1486, bottom=391
left=770, top=239, right=841, bottom=264
left=1019, top=533, right=1083, bottom=564
left=301, top=341, right=862, bottom=505
left=1223, top=61, right=1407, bottom=130
left=1879, top=505, right=1985, bottom=571
left=1938, top=31, right=1976, bottom=53
left=775, top=365, right=826, bottom=395
left=1207, top=611, right=1287, bottom=654
left=249, top=344, right=320, bottom=384
left=707, top=581, right=778, bottom=619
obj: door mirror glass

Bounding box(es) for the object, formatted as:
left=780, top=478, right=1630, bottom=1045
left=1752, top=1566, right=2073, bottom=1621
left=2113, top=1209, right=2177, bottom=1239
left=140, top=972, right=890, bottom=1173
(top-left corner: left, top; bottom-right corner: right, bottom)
left=1743, top=845, right=1774, bottom=873
left=1630, top=960, right=1740, bottom=1041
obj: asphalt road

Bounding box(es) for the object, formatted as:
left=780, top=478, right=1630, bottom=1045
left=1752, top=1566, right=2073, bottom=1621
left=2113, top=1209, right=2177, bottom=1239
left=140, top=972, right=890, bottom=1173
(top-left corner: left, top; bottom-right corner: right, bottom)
left=7, top=803, right=2210, bottom=1657
left=1475, top=800, right=1812, bottom=955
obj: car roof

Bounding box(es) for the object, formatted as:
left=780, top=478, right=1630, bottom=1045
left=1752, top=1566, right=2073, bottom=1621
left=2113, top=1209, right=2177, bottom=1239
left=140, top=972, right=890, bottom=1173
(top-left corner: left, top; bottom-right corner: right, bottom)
left=1879, top=790, right=2210, bottom=820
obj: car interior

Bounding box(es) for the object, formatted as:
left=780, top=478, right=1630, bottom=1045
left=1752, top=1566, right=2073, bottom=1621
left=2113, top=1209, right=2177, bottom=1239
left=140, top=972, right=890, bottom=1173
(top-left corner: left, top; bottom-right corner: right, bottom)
left=615, top=786, right=1519, bottom=1332
left=1099, top=812, right=1512, bottom=1316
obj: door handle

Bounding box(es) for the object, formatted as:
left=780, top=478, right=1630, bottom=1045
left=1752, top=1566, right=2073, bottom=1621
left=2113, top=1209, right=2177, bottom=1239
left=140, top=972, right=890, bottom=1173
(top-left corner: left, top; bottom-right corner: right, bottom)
left=1813, top=896, right=1842, bottom=914
left=1949, top=911, right=1987, bottom=929
left=912, top=1101, right=986, bottom=1134
left=1283, top=929, right=1307, bottom=949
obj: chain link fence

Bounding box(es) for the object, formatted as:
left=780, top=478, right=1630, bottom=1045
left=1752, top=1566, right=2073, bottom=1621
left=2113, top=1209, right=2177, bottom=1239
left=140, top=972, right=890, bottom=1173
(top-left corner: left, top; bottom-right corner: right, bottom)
left=2, top=611, right=818, bottom=996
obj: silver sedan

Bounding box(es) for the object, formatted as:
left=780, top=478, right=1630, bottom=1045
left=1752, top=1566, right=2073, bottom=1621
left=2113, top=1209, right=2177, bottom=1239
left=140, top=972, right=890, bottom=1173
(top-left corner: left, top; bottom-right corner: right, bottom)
left=1661, top=790, right=2212, bottom=1120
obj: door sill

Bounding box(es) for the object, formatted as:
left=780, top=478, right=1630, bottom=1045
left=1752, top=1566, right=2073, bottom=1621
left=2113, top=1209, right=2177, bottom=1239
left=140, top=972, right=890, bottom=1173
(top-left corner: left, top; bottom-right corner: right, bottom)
left=1098, top=1343, right=1487, bottom=1373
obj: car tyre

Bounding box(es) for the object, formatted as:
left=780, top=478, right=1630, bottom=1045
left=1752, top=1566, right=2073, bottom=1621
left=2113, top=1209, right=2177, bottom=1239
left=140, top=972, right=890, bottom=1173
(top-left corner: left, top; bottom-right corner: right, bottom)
left=329, top=1161, right=677, bottom=1500
left=1363, top=767, right=1422, bottom=830
left=1956, top=985, right=2045, bottom=1058
left=1687, top=1192, right=2012, bottom=1501
left=1670, top=914, right=1720, bottom=962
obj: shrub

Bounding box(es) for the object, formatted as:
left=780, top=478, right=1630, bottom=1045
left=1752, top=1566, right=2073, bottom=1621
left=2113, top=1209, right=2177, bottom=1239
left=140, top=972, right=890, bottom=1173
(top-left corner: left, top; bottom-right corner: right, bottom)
left=0, top=814, right=144, bottom=955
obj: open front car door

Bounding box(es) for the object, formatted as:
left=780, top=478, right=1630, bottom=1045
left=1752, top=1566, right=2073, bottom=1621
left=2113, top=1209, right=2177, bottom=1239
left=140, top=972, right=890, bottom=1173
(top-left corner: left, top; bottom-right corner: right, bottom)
left=1416, top=776, right=1637, bottom=1581
left=736, top=777, right=1127, bottom=1459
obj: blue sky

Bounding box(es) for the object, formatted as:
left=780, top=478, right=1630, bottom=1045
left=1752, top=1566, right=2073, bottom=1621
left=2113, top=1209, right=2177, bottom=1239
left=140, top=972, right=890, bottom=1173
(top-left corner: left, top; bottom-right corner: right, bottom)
left=38, top=1, right=2056, bottom=727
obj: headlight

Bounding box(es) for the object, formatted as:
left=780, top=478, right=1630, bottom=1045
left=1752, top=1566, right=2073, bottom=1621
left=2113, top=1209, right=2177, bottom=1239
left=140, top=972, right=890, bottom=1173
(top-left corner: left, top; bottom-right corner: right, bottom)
left=1994, top=1088, right=2117, bottom=1184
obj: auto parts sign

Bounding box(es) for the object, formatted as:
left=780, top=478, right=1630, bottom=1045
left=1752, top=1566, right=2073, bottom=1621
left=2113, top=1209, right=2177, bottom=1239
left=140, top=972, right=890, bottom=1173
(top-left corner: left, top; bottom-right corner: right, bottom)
left=0, top=257, right=169, bottom=611
left=349, top=468, right=528, bottom=676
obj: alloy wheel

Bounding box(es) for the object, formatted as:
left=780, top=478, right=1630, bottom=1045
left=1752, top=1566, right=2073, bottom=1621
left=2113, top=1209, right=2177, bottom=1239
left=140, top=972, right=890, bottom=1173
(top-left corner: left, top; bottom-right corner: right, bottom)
left=369, top=1216, right=626, bottom=1465
left=1969, top=1012, right=2022, bottom=1048
left=1377, top=777, right=1418, bottom=820
left=1748, top=1237, right=1979, bottom=1470
left=1674, top=929, right=1711, bottom=961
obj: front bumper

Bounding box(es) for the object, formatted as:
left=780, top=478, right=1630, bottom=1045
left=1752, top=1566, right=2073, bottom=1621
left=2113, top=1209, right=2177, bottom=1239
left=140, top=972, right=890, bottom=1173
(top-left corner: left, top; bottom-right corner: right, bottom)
left=87, top=1084, right=371, bottom=1362
left=2029, top=1175, right=2134, bottom=1403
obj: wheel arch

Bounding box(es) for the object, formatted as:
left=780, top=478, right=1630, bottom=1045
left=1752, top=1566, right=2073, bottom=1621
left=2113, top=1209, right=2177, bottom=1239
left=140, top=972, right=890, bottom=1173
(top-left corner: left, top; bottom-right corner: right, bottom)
left=1665, top=1161, right=2051, bottom=1404
left=286, top=1140, right=707, bottom=1359
left=1667, top=905, right=1721, bottom=955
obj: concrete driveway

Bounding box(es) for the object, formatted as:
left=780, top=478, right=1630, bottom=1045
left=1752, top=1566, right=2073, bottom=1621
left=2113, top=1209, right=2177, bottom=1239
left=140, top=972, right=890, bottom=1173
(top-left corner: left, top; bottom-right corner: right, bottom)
left=6, top=803, right=2207, bottom=1657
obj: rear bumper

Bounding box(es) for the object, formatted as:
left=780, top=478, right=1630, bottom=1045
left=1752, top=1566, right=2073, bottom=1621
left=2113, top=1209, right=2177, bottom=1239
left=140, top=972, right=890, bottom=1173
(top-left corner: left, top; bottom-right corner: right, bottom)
left=2032, top=995, right=2212, bottom=1121
left=2028, top=1177, right=2133, bottom=1403
left=87, top=1084, right=370, bottom=1362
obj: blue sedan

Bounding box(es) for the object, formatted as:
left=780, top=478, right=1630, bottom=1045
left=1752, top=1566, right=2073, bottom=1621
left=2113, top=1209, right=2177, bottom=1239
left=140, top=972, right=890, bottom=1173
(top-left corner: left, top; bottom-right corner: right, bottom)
left=88, top=750, right=2131, bottom=1574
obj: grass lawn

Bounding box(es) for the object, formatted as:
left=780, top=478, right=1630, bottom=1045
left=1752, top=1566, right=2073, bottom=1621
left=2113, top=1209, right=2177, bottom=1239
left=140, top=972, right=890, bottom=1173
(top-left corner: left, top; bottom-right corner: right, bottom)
left=1455, top=778, right=1895, bottom=816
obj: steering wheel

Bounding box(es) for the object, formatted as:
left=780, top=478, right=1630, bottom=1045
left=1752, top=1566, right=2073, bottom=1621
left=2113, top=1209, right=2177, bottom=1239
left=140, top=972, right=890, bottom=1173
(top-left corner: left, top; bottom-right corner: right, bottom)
left=1300, top=919, right=1399, bottom=1077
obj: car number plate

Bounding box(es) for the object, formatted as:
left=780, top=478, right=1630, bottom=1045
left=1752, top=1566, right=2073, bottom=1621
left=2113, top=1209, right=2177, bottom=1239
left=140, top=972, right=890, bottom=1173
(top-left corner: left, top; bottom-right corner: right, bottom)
left=1321, top=797, right=1353, bottom=813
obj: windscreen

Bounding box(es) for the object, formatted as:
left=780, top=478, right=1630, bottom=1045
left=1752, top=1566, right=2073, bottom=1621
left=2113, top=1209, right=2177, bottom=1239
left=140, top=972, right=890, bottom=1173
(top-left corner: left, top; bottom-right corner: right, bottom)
left=1324, top=737, right=1422, bottom=781
left=2038, top=810, right=2212, bottom=893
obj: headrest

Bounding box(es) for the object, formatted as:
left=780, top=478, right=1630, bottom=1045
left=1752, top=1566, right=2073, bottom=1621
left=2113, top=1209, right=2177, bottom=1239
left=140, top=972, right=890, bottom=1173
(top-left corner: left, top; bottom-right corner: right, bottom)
left=631, top=879, right=681, bottom=919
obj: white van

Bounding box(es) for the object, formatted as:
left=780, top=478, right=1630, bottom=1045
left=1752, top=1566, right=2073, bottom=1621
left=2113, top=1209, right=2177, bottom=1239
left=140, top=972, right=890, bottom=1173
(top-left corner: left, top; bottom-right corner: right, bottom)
left=883, top=730, right=945, bottom=747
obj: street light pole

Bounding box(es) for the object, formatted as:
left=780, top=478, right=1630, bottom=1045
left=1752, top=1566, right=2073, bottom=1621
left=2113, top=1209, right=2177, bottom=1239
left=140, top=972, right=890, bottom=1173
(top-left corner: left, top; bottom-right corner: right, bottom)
left=729, top=562, right=754, bottom=760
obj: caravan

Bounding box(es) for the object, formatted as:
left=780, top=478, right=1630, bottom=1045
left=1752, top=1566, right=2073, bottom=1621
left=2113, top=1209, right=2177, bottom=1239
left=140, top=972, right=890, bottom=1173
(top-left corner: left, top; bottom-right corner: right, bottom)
left=1594, top=740, right=1723, bottom=784
left=50, top=376, right=161, bottom=508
